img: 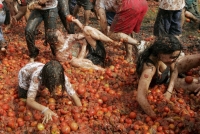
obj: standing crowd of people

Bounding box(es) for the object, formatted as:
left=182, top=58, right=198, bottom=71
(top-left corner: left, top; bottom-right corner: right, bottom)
left=0, top=0, right=200, bottom=122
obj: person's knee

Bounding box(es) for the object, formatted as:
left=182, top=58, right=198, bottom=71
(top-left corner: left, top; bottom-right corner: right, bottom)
left=70, top=58, right=81, bottom=67
left=25, top=26, right=35, bottom=36
left=46, top=31, right=57, bottom=43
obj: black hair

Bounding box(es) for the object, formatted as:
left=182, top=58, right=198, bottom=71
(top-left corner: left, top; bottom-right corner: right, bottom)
left=136, top=35, right=183, bottom=76
left=40, top=60, right=65, bottom=93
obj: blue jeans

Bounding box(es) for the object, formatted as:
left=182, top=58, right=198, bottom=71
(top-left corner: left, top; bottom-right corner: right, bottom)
left=25, top=8, right=58, bottom=58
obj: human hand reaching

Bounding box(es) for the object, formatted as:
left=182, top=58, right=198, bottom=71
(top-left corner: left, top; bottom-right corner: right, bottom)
left=42, top=107, right=58, bottom=124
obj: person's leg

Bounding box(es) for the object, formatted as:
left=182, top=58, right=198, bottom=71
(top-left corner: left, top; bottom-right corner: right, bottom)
left=124, top=43, right=133, bottom=63
left=73, top=4, right=81, bottom=18
left=108, top=32, right=139, bottom=45
left=173, top=54, right=200, bottom=93
left=162, top=10, right=173, bottom=35
left=4, top=0, right=16, bottom=16
left=57, top=0, right=74, bottom=34
left=175, top=77, right=200, bottom=93
left=25, top=10, right=43, bottom=60
left=185, top=10, right=200, bottom=22
left=133, top=1, right=148, bottom=33
left=177, top=54, right=200, bottom=73
left=0, top=27, right=7, bottom=51
left=192, top=0, right=200, bottom=16
left=169, top=10, right=182, bottom=36
left=84, top=9, right=91, bottom=25
left=71, top=39, right=104, bottom=70
left=70, top=57, right=105, bottom=71
left=181, top=8, right=186, bottom=29
left=76, top=39, right=87, bottom=59
left=43, top=8, right=58, bottom=56
left=153, top=8, right=168, bottom=37
left=2, top=1, right=11, bottom=31
left=77, top=0, right=93, bottom=25
left=25, top=8, right=31, bottom=21
left=69, top=0, right=77, bottom=14
left=13, top=5, right=27, bottom=21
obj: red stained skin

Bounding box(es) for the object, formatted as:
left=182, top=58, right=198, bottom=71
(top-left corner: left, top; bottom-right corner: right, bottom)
left=144, top=74, right=149, bottom=78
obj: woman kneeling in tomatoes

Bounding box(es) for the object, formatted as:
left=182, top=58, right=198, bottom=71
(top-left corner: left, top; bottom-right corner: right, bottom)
left=18, top=60, right=82, bottom=123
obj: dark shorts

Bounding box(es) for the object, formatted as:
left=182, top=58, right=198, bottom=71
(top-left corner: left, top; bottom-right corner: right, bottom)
left=69, top=0, right=77, bottom=14
left=153, top=8, right=182, bottom=37
left=106, top=12, right=115, bottom=26
left=77, top=0, right=93, bottom=10
left=18, top=86, right=27, bottom=98
left=86, top=40, right=106, bottom=66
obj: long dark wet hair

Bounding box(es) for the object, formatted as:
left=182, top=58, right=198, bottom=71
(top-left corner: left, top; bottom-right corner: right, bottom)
left=40, top=60, right=65, bottom=93
left=136, top=35, right=183, bottom=76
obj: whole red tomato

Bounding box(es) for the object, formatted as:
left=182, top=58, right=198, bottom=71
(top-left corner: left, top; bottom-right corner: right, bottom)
left=66, top=15, right=74, bottom=22
left=129, top=112, right=136, bottom=119
left=185, top=76, right=193, bottom=84
left=61, top=125, right=71, bottom=134
left=77, top=87, right=86, bottom=95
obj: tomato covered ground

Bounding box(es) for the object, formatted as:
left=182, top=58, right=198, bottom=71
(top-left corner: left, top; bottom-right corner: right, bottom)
left=0, top=1, right=200, bottom=133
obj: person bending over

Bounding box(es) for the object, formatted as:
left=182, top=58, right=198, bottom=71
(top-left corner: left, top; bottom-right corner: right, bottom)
left=136, top=35, right=200, bottom=117
left=18, top=60, right=82, bottom=123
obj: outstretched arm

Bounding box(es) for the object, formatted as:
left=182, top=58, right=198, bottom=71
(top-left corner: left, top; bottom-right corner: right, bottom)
left=137, top=65, right=156, bottom=117
left=73, top=33, right=85, bottom=40
left=64, top=75, right=82, bottom=106
left=164, top=63, right=178, bottom=100
left=71, top=18, right=84, bottom=30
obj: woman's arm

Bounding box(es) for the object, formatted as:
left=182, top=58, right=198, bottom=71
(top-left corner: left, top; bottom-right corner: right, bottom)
left=137, top=65, right=156, bottom=117
left=73, top=33, right=85, bottom=40
left=64, top=75, right=82, bottom=106
left=72, top=18, right=84, bottom=30
left=26, top=91, right=58, bottom=123
left=164, top=63, right=178, bottom=100
left=26, top=74, right=58, bottom=123
left=70, top=93, right=82, bottom=106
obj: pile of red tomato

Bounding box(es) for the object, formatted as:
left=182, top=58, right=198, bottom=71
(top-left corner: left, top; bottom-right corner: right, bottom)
left=0, top=11, right=200, bottom=134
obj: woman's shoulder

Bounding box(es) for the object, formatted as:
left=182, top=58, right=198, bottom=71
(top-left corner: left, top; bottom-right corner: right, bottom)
left=20, top=62, right=44, bottom=73
left=142, top=62, right=156, bottom=73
